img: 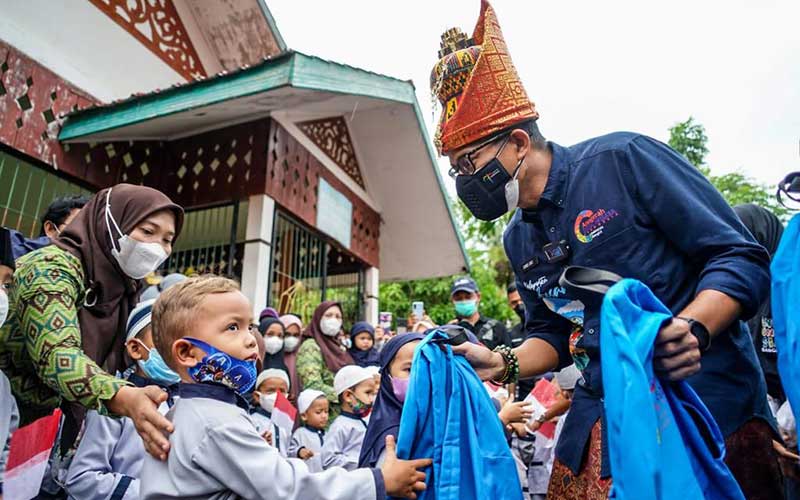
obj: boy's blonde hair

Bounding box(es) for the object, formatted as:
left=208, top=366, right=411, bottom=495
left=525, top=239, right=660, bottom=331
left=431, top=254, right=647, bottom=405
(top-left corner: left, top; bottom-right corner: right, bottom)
left=152, top=275, right=240, bottom=369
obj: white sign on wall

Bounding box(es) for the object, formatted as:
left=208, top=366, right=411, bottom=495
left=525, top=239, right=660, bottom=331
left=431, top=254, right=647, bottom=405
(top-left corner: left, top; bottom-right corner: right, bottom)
left=316, top=178, right=352, bottom=249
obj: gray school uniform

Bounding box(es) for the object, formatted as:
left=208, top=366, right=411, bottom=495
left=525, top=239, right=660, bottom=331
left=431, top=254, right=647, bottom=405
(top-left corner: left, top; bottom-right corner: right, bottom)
left=249, top=408, right=290, bottom=458
left=0, top=370, right=19, bottom=489
left=140, top=383, right=384, bottom=500
left=288, top=426, right=325, bottom=472
left=64, top=373, right=170, bottom=500
left=321, top=412, right=368, bottom=471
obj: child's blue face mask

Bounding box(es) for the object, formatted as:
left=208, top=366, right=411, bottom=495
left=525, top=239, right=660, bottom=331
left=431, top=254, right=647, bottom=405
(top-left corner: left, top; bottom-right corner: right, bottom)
left=184, top=337, right=257, bottom=394
left=135, top=341, right=181, bottom=386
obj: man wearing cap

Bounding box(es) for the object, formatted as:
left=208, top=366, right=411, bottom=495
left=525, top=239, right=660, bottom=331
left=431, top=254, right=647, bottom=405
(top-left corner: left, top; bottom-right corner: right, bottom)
left=436, top=1, right=780, bottom=498
left=450, top=276, right=511, bottom=351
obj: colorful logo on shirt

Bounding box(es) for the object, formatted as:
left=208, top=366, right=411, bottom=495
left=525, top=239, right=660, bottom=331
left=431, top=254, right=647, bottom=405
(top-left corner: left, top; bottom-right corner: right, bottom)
left=761, top=318, right=776, bottom=353
left=574, top=208, right=620, bottom=243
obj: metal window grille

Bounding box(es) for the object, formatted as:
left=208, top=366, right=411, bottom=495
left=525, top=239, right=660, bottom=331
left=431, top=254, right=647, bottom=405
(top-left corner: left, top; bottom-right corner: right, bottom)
left=163, top=200, right=247, bottom=281
left=269, top=211, right=365, bottom=326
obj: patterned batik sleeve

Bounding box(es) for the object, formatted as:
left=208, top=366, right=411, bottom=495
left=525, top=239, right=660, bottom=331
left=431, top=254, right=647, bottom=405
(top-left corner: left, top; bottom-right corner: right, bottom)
left=296, top=341, right=338, bottom=403
left=17, top=254, right=128, bottom=415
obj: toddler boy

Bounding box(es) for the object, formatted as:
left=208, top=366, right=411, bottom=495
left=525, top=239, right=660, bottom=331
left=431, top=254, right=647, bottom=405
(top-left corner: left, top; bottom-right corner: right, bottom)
left=322, top=365, right=376, bottom=471
left=288, top=389, right=328, bottom=472
left=250, top=368, right=292, bottom=457
left=140, top=276, right=429, bottom=499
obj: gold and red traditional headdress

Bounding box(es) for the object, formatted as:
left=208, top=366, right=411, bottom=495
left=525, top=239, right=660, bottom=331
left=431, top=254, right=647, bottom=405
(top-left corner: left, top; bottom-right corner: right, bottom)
left=430, top=0, right=538, bottom=154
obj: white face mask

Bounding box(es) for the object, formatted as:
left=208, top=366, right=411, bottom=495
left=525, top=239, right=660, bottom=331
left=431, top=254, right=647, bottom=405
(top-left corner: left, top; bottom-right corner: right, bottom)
left=283, top=336, right=301, bottom=353
left=105, top=189, right=169, bottom=280
left=504, top=159, right=523, bottom=213
left=259, top=392, right=277, bottom=412
left=0, top=291, right=8, bottom=328
left=264, top=336, right=284, bottom=355
left=320, top=317, right=342, bottom=337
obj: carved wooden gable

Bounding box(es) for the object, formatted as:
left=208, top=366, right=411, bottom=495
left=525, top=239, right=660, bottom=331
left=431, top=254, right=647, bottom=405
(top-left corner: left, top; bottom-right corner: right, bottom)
left=88, top=0, right=206, bottom=81
left=297, top=116, right=365, bottom=189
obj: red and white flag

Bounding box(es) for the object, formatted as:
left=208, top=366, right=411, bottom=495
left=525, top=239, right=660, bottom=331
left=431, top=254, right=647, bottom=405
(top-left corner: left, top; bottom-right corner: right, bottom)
left=5, top=409, right=62, bottom=500
left=524, top=378, right=559, bottom=441
left=271, top=391, right=297, bottom=435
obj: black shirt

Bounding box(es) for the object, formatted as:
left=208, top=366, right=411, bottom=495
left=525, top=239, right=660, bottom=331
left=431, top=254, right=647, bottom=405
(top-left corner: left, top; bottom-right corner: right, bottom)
left=458, top=315, right=512, bottom=351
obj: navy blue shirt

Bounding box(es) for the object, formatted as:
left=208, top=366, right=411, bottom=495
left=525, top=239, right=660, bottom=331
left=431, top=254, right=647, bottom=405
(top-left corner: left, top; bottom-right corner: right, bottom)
left=503, top=132, right=772, bottom=477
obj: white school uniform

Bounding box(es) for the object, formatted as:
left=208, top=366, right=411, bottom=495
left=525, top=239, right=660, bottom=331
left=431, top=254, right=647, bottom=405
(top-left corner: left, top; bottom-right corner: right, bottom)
left=289, top=425, right=325, bottom=472
left=140, top=383, right=384, bottom=500
left=321, top=412, right=368, bottom=471
left=249, top=408, right=290, bottom=458
left=64, top=374, right=170, bottom=500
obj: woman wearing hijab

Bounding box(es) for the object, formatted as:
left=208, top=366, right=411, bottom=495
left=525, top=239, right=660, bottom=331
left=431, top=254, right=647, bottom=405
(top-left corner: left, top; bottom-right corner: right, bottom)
left=0, top=184, right=183, bottom=459
left=359, top=332, right=426, bottom=468
left=734, top=204, right=785, bottom=405
left=280, top=313, right=304, bottom=401
left=259, top=316, right=290, bottom=374
left=296, top=301, right=352, bottom=421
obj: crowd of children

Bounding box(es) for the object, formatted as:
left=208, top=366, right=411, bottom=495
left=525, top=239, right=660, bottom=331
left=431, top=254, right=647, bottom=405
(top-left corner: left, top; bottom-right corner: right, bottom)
left=0, top=247, right=603, bottom=500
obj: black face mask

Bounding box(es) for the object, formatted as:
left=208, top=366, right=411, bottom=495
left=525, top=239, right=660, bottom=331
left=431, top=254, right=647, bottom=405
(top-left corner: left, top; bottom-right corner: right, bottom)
left=455, top=157, right=514, bottom=222
left=514, top=303, right=525, bottom=322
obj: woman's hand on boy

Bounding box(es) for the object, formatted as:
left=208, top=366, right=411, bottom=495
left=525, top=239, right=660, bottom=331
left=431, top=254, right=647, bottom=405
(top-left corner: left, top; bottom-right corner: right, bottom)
left=381, top=435, right=431, bottom=499
left=108, top=385, right=173, bottom=461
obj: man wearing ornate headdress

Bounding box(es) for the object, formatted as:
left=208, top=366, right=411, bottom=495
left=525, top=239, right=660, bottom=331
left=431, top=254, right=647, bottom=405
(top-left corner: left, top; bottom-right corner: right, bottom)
left=436, top=2, right=783, bottom=498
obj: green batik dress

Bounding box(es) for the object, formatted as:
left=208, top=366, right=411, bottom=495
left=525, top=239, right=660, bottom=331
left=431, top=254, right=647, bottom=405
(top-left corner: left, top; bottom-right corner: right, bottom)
left=296, top=339, right=340, bottom=422
left=0, top=245, right=129, bottom=424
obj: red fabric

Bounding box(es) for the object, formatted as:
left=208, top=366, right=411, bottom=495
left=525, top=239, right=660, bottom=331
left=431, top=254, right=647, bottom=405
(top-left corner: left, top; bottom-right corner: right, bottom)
left=547, top=419, right=612, bottom=500
left=7, top=409, right=61, bottom=470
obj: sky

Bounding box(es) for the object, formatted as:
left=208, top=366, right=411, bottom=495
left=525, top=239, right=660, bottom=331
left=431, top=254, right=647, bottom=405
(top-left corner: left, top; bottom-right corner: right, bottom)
left=268, top=0, right=800, bottom=188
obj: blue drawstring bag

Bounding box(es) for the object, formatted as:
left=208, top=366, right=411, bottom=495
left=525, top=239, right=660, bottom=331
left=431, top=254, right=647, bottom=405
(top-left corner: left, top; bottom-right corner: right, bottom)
left=601, top=279, right=744, bottom=500
left=395, top=329, right=522, bottom=500
left=771, top=213, right=800, bottom=425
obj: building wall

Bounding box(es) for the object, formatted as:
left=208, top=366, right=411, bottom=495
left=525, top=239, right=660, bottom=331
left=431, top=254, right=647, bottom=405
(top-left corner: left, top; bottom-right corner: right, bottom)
left=0, top=1, right=185, bottom=102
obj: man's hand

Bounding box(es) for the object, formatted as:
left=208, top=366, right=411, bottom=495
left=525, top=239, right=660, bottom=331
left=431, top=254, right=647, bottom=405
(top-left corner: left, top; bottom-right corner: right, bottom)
left=451, top=342, right=505, bottom=381
left=497, top=395, right=533, bottom=426
left=106, top=385, right=173, bottom=460
left=298, top=447, right=314, bottom=460
left=654, top=318, right=701, bottom=381
left=262, top=429, right=274, bottom=446
left=381, top=435, right=431, bottom=499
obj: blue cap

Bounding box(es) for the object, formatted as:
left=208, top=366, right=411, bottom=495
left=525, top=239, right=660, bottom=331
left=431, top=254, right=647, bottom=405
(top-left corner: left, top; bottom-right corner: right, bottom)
left=451, top=276, right=478, bottom=296
left=350, top=321, right=375, bottom=339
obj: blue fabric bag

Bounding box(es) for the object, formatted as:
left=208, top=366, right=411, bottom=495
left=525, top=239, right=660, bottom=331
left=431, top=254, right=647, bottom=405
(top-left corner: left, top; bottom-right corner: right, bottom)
left=771, top=213, right=800, bottom=425
left=601, top=279, right=744, bottom=500
left=395, top=329, right=522, bottom=500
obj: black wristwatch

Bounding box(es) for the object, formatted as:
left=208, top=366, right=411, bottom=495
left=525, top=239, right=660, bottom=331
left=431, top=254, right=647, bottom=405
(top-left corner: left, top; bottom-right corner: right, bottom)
left=678, top=317, right=711, bottom=352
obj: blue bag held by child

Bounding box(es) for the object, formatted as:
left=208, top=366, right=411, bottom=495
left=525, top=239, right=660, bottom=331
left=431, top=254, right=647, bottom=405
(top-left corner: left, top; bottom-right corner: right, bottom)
left=771, top=213, right=800, bottom=426
left=600, top=278, right=744, bottom=500
left=395, top=329, right=522, bottom=500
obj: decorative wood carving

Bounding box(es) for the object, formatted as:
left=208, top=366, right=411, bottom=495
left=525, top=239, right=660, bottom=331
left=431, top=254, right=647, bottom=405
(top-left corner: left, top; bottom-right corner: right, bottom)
left=267, top=121, right=379, bottom=267
left=87, top=0, right=206, bottom=81
left=0, top=40, right=97, bottom=178
left=297, top=116, right=365, bottom=189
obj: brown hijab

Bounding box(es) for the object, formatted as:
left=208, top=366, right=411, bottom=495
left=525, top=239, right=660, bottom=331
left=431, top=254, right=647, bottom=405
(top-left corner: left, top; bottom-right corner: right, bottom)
left=54, top=183, right=183, bottom=375
left=302, top=300, right=353, bottom=373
